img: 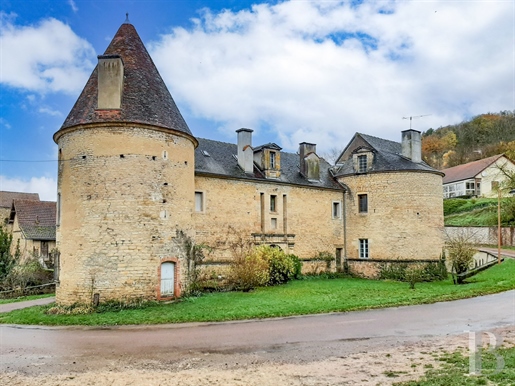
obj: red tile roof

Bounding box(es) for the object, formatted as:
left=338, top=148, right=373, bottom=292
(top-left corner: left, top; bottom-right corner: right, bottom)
left=441, top=154, right=504, bottom=184
left=0, top=191, right=39, bottom=209
left=56, top=22, right=193, bottom=139
left=11, top=200, right=56, bottom=240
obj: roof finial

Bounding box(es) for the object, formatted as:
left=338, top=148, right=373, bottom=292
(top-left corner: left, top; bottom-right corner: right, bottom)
left=125, top=12, right=130, bottom=24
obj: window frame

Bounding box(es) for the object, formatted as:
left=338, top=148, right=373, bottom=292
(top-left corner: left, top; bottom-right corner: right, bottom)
left=332, top=201, right=341, bottom=219
left=358, top=194, right=368, bottom=213
left=359, top=239, right=369, bottom=259
left=357, top=154, right=367, bottom=173
left=194, top=191, right=204, bottom=212
left=270, top=194, right=277, bottom=212
left=270, top=151, right=276, bottom=169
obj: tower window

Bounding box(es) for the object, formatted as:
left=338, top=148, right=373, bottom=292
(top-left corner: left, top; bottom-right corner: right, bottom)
left=332, top=201, right=341, bottom=218
left=195, top=192, right=204, bottom=212
left=359, top=239, right=369, bottom=259
left=358, top=194, right=368, bottom=213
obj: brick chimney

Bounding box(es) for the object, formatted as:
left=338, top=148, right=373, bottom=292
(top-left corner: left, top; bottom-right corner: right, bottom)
left=97, top=54, right=124, bottom=109
left=299, top=142, right=320, bottom=180
left=401, top=129, right=422, bottom=163
left=236, top=128, right=254, bottom=174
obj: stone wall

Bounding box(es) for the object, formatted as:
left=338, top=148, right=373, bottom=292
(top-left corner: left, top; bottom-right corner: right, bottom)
left=55, top=125, right=196, bottom=305
left=193, top=175, right=345, bottom=271
left=341, top=171, right=444, bottom=261
left=444, top=226, right=515, bottom=247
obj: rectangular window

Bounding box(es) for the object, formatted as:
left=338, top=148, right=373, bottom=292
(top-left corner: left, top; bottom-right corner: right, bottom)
left=195, top=191, right=204, bottom=212
left=359, top=239, right=369, bottom=259
left=270, top=195, right=277, bottom=212
left=358, top=194, right=368, bottom=213
left=492, top=181, right=499, bottom=190
left=332, top=201, right=341, bottom=218
left=271, top=218, right=277, bottom=229
left=270, top=151, right=276, bottom=169
left=358, top=155, right=367, bottom=173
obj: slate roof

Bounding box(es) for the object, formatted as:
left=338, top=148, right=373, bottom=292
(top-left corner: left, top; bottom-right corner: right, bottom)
left=10, top=200, right=56, bottom=241
left=441, top=154, right=505, bottom=184
left=195, top=138, right=342, bottom=190
left=333, top=133, right=442, bottom=177
left=57, top=22, right=192, bottom=138
left=0, top=191, right=39, bottom=209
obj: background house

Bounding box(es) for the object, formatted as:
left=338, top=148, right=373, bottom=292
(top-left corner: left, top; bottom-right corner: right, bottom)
left=9, top=199, right=57, bottom=267
left=0, top=191, right=40, bottom=227
left=441, top=154, right=515, bottom=198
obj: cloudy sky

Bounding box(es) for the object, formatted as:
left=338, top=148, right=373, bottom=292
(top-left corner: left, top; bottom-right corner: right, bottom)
left=1, top=0, right=514, bottom=200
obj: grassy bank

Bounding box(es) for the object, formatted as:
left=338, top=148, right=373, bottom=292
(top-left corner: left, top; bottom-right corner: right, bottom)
left=1, top=259, right=514, bottom=326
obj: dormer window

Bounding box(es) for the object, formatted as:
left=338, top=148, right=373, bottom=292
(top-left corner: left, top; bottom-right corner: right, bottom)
left=270, top=151, right=277, bottom=169
left=358, top=155, right=367, bottom=173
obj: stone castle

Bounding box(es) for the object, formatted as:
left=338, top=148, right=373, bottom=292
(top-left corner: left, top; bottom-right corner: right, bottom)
left=54, top=21, right=444, bottom=305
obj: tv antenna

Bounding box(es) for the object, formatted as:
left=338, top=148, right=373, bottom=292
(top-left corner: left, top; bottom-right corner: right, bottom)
left=402, top=114, right=431, bottom=130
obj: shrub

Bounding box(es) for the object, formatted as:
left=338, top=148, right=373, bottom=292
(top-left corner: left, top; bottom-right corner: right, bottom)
left=230, top=246, right=301, bottom=290
left=288, top=254, right=303, bottom=279
left=3, top=256, right=53, bottom=292
left=230, top=247, right=270, bottom=291
left=379, top=261, right=408, bottom=281
left=266, top=247, right=296, bottom=285
left=446, top=233, right=476, bottom=284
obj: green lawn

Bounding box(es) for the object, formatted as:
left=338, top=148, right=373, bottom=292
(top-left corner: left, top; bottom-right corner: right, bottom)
left=1, top=259, right=515, bottom=326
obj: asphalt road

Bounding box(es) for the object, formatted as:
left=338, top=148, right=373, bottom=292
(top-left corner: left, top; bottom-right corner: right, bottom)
left=1, top=290, right=514, bottom=376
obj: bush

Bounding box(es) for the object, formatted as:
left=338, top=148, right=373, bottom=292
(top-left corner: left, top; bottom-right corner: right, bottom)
left=266, top=247, right=296, bottom=285
left=230, top=247, right=270, bottom=291
left=379, top=261, right=408, bottom=281
left=288, top=254, right=303, bottom=279
left=3, top=256, right=53, bottom=292
left=230, top=246, right=301, bottom=291
left=379, top=258, right=448, bottom=283
left=446, top=233, right=476, bottom=284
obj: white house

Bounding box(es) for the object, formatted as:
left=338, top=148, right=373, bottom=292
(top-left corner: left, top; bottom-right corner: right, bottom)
left=442, top=154, right=515, bottom=198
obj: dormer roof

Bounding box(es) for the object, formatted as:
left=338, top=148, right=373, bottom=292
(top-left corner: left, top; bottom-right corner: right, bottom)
left=333, top=132, right=441, bottom=177
left=56, top=22, right=193, bottom=139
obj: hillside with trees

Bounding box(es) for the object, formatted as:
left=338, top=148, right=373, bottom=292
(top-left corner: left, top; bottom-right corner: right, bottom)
left=421, top=111, right=515, bottom=170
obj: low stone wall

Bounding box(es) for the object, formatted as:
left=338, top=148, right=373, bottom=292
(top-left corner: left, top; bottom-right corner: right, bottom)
left=444, top=226, right=515, bottom=247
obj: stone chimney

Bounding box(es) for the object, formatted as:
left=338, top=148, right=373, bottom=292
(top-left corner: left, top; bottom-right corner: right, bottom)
left=236, top=128, right=254, bottom=174
left=299, top=142, right=320, bottom=180
left=401, top=129, right=422, bottom=163
left=97, top=54, right=124, bottom=109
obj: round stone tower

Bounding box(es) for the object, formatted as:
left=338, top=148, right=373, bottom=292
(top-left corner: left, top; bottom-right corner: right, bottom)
left=54, top=21, right=197, bottom=305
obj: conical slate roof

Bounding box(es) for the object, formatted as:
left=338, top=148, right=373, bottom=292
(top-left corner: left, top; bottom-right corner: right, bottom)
left=56, top=22, right=192, bottom=138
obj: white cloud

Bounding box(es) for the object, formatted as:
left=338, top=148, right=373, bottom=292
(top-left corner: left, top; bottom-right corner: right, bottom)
left=0, top=14, right=95, bottom=94
left=38, top=107, right=62, bottom=117
left=0, top=176, right=56, bottom=201
left=68, top=0, right=78, bottom=13
left=149, top=0, right=514, bottom=152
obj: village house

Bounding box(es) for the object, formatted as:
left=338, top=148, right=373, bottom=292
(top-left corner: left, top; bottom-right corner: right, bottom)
left=0, top=191, right=39, bottom=227
left=441, top=154, right=515, bottom=199
left=53, top=20, right=444, bottom=305
left=8, top=199, right=57, bottom=267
